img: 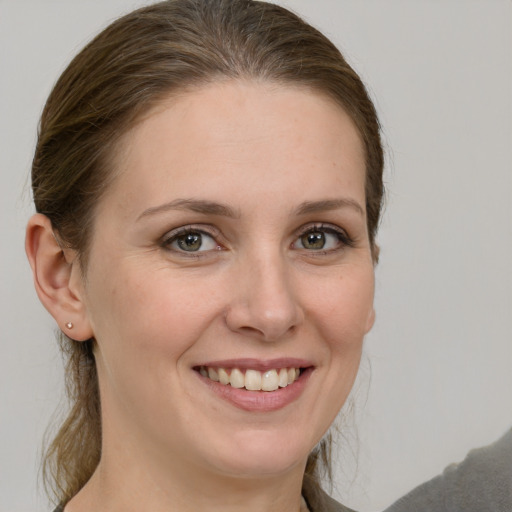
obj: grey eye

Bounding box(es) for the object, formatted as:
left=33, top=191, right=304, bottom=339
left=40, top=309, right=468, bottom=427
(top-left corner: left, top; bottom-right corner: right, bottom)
left=293, top=230, right=342, bottom=251
left=301, top=232, right=326, bottom=250
left=170, top=231, right=218, bottom=252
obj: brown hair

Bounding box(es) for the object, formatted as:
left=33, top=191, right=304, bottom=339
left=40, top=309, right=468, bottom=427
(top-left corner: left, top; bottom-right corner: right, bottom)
left=32, top=0, right=384, bottom=505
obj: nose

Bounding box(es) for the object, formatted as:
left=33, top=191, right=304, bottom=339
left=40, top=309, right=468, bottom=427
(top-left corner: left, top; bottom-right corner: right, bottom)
left=224, top=252, right=303, bottom=342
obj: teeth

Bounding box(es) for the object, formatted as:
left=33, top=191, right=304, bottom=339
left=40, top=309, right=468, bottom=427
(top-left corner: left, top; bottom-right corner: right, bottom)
left=261, top=369, right=279, bottom=391
left=230, top=368, right=245, bottom=389
left=245, top=369, right=262, bottom=391
left=208, top=367, right=219, bottom=382
left=278, top=368, right=288, bottom=388
left=199, top=366, right=302, bottom=391
left=218, top=367, right=230, bottom=385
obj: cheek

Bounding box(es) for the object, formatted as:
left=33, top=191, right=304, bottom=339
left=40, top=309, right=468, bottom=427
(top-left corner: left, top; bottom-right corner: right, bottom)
left=85, top=266, right=223, bottom=421
left=293, top=267, right=374, bottom=438
left=306, top=266, right=375, bottom=349
left=86, top=264, right=220, bottom=372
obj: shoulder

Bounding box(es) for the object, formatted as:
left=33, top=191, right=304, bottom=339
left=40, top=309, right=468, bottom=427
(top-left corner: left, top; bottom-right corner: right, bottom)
left=384, top=428, right=512, bottom=512
left=302, top=475, right=357, bottom=512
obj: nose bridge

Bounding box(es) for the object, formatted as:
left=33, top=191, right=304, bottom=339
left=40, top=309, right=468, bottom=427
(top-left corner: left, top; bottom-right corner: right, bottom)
left=226, top=243, right=302, bottom=341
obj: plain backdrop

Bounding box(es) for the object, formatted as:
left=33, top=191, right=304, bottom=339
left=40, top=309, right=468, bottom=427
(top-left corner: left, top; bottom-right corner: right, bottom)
left=0, top=1, right=511, bottom=511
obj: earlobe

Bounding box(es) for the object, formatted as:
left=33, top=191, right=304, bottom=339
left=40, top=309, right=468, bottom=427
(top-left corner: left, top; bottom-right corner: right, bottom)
left=25, top=213, right=93, bottom=341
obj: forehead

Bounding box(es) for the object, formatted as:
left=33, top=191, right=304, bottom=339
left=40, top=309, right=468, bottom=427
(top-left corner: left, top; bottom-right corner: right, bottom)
left=103, top=80, right=366, bottom=214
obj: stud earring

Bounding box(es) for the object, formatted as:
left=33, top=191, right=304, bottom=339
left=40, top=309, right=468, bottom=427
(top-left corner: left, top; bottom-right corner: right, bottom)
left=65, top=322, right=74, bottom=329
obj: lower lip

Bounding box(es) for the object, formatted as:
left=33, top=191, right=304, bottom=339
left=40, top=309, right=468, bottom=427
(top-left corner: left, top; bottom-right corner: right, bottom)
left=196, top=368, right=313, bottom=412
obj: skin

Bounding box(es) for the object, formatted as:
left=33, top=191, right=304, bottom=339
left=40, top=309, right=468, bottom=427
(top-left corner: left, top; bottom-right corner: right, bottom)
left=26, top=81, right=375, bottom=512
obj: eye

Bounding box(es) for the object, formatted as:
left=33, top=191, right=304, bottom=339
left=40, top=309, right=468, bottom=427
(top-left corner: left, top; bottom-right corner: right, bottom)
left=163, top=228, right=220, bottom=253
left=292, top=225, right=352, bottom=252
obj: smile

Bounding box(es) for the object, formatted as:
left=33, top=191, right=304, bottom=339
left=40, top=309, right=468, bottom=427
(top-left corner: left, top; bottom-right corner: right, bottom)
left=197, top=366, right=302, bottom=391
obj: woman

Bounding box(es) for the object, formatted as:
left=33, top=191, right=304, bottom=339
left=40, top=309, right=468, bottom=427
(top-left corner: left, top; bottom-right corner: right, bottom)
left=25, top=1, right=383, bottom=510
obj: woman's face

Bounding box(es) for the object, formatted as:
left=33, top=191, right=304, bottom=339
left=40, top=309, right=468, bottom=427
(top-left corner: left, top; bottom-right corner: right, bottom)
left=80, top=81, right=375, bottom=480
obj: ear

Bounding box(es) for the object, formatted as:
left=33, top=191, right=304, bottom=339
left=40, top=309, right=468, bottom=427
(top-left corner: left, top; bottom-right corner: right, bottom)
left=365, top=307, right=376, bottom=334
left=25, top=213, right=93, bottom=341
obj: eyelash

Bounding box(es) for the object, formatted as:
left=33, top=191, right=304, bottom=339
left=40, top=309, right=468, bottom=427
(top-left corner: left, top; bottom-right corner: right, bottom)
left=160, top=223, right=354, bottom=257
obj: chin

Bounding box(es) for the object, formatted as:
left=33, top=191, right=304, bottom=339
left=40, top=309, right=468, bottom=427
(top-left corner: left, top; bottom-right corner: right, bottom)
left=203, top=429, right=311, bottom=479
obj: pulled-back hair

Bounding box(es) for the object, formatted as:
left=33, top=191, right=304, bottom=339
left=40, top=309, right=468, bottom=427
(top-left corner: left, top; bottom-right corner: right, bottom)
left=33, top=0, right=384, bottom=505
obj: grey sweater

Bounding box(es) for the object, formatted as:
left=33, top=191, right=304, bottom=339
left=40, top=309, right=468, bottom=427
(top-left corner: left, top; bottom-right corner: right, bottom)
left=385, top=428, right=512, bottom=512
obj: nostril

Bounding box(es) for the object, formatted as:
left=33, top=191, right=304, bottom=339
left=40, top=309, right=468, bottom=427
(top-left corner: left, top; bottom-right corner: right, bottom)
left=238, top=325, right=265, bottom=336
left=236, top=323, right=296, bottom=342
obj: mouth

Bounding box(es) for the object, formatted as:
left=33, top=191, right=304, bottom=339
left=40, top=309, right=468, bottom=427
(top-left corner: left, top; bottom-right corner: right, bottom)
left=193, top=359, right=314, bottom=411
left=195, top=365, right=304, bottom=392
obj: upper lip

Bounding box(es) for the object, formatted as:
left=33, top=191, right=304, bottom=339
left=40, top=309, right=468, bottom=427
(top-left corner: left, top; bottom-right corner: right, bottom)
left=194, top=358, right=314, bottom=371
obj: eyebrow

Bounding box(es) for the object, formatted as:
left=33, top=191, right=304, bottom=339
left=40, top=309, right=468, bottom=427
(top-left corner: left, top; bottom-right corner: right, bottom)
left=295, top=198, right=365, bottom=216
left=137, top=197, right=364, bottom=221
left=137, top=198, right=240, bottom=221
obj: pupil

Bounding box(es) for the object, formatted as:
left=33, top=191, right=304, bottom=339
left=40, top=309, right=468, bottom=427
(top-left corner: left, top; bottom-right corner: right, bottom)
left=178, top=233, right=202, bottom=251
left=303, top=232, right=325, bottom=249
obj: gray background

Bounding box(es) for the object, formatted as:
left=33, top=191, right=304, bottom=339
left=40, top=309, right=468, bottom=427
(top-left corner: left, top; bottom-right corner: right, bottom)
left=1, top=1, right=511, bottom=511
